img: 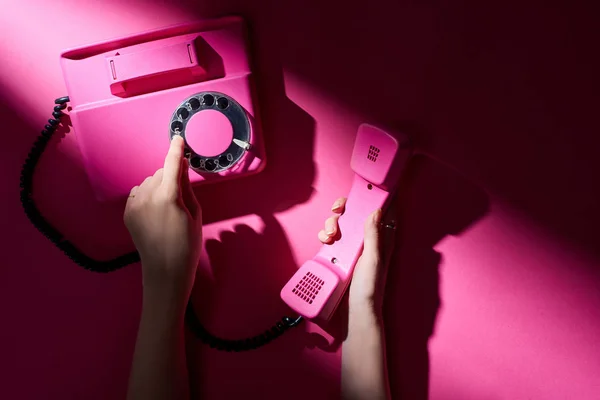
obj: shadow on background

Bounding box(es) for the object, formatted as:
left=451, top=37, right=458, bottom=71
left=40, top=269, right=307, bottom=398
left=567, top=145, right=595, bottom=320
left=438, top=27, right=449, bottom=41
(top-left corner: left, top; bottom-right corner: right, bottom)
left=183, top=24, right=324, bottom=398
left=194, top=34, right=316, bottom=222
left=385, top=154, right=490, bottom=400
left=1, top=104, right=143, bottom=399
left=186, top=215, right=336, bottom=400
left=242, top=0, right=600, bottom=262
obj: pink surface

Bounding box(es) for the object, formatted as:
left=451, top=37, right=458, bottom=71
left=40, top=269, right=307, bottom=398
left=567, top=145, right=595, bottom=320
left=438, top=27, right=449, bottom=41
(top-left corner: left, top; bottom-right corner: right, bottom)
left=186, top=110, right=233, bottom=157
left=1, top=1, right=599, bottom=400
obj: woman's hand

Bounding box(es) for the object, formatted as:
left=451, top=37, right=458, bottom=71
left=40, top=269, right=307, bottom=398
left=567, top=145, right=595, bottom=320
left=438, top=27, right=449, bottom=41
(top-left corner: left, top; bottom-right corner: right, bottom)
left=321, top=197, right=396, bottom=400
left=123, top=135, right=202, bottom=307
left=318, top=197, right=396, bottom=315
left=125, top=136, right=201, bottom=400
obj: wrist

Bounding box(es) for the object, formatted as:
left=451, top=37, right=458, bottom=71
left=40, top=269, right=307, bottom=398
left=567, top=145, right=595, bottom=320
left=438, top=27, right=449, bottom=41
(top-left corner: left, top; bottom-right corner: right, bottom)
left=348, top=301, right=383, bottom=333
left=140, top=261, right=195, bottom=304
left=141, top=276, right=190, bottom=316
left=141, top=290, right=187, bottom=323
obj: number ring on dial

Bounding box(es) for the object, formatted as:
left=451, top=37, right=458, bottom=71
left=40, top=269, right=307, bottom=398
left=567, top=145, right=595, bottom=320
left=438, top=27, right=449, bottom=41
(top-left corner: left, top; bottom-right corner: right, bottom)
left=169, top=92, right=251, bottom=173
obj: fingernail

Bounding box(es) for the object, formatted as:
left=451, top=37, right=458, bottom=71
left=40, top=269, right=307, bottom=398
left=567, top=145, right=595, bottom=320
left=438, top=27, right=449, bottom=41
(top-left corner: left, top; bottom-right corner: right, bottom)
left=325, top=224, right=335, bottom=235
left=331, top=200, right=342, bottom=211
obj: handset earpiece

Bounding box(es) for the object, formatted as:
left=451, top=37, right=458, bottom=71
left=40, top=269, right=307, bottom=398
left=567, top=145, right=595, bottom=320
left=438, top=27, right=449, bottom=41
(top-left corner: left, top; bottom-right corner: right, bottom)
left=280, top=124, right=412, bottom=321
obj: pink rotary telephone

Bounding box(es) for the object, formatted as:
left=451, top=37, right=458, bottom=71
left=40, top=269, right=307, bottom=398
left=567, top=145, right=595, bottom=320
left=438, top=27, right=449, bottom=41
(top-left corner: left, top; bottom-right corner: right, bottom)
left=281, top=124, right=412, bottom=321
left=58, top=16, right=265, bottom=201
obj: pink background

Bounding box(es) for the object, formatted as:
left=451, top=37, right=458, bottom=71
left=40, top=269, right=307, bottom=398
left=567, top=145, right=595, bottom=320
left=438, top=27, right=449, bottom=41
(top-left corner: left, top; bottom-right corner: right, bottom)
left=1, top=0, right=599, bottom=399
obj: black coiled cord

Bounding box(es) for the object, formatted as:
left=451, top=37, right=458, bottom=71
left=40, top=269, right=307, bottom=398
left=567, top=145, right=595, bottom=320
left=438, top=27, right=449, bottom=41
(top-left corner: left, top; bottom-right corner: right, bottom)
left=186, top=303, right=303, bottom=351
left=19, top=96, right=303, bottom=351
left=19, top=96, right=140, bottom=272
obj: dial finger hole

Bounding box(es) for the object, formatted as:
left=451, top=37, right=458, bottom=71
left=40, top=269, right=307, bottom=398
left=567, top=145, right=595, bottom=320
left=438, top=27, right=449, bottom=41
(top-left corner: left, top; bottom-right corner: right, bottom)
left=217, top=97, right=229, bottom=110
left=171, top=120, right=183, bottom=132
left=190, top=156, right=201, bottom=168
left=203, top=94, right=215, bottom=106
left=177, top=108, right=189, bottom=119
left=218, top=154, right=230, bottom=167
left=189, top=97, right=200, bottom=110
left=204, top=159, right=217, bottom=171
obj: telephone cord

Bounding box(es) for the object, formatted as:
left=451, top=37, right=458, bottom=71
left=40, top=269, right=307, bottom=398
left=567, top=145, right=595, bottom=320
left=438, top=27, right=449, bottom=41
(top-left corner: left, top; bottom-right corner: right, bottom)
left=18, top=96, right=303, bottom=351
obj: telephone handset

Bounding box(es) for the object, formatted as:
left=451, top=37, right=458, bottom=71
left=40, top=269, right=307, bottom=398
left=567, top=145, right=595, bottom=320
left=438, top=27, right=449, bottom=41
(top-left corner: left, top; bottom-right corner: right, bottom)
left=281, top=124, right=412, bottom=321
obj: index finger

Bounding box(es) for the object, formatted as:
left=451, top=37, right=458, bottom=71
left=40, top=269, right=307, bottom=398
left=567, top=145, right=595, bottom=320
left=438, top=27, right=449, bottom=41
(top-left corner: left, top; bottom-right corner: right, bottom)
left=163, top=135, right=185, bottom=190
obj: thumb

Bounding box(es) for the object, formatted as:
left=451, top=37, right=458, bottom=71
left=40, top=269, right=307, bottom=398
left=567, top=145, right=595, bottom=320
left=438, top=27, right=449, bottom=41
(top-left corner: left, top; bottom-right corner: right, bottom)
left=362, top=208, right=383, bottom=265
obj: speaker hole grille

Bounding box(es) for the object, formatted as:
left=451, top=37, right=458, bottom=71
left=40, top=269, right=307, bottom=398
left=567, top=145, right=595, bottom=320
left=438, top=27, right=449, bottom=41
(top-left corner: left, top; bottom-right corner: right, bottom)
left=367, top=145, right=380, bottom=162
left=291, top=271, right=324, bottom=304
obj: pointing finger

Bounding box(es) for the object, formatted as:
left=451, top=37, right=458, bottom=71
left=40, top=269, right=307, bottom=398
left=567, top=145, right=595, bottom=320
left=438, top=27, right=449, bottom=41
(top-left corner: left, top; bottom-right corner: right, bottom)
left=163, top=135, right=185, bottom=192
left=180, top=157, right=201, bottom=219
